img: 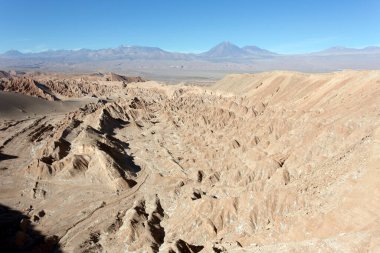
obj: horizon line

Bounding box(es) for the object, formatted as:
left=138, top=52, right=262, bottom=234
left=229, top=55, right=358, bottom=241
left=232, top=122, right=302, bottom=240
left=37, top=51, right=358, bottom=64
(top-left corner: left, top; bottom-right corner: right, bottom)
left=1, top=42, right=380, bottom=55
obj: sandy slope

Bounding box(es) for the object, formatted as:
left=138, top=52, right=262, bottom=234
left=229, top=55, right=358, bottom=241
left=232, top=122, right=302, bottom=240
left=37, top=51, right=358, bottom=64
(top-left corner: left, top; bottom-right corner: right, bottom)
left=0, top=70, right=379, bottom=252
left=0, top=91, right=96, bottom=119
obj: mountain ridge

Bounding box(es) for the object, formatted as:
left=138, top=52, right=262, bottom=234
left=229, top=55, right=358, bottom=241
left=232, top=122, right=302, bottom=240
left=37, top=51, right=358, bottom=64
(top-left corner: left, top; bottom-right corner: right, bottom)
left=2, top=42, right=380, bottom=59
left=1, top=42, right=380, bottom=76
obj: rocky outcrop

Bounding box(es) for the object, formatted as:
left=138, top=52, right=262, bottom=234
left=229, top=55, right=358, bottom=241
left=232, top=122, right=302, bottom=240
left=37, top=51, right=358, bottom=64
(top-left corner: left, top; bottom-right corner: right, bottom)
left=0, top=77, right=58, bottom=101
left=0, top=72, right=146, bottom=99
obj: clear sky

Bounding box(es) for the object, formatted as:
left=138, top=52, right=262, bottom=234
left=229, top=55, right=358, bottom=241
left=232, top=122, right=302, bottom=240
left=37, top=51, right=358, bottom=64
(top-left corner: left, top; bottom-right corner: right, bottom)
left=1, top=0, right=379, bottom=54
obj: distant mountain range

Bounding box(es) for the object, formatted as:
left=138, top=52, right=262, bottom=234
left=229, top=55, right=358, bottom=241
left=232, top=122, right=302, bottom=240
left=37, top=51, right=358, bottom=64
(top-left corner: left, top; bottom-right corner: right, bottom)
left=0, top=46, right=188, bottom=61
left=311, top=46, right=380, bottom=55
left=1, top=42, right=380, bottom=80
left=199, top=41, right=278, bottom=59
left=1, top=41, right=379, bottom=61
left=0, top=41, right=280, bottom=61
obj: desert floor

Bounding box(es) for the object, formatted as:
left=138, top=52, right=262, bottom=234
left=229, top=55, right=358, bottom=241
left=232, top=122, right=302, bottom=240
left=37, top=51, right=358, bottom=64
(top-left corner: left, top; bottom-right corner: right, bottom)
left=0, top=70, right=379, bottom=252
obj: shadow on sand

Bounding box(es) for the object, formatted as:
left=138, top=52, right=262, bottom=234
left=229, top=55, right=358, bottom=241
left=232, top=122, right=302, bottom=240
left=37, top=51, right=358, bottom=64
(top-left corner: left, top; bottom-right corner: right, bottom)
left=0, top=152, right=18, bottom=161
left=0, top=204, right=62, bottom=253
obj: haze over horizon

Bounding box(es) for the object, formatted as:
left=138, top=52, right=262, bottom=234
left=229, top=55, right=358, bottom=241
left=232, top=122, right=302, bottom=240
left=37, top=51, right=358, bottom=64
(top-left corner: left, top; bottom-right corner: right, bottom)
left=1, top=0, right=379, bottom=54
left=2, top=41, right=380, bottom=56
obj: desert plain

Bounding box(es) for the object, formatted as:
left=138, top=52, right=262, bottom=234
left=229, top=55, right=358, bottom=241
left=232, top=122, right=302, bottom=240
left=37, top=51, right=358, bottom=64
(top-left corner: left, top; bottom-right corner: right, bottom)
left=0, top=70, right=380, bottom=252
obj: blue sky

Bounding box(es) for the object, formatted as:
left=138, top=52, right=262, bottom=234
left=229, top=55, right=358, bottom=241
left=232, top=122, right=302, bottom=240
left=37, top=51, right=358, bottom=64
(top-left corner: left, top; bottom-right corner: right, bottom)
left=1, top=0, right=379, bottom=54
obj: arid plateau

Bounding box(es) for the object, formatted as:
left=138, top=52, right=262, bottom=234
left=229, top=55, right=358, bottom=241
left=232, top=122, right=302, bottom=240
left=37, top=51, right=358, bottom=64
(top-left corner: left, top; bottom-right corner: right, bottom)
left=0, top=70, right=380, bottom=252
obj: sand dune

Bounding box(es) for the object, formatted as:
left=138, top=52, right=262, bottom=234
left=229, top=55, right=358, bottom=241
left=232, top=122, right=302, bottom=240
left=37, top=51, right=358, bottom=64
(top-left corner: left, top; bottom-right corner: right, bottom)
left=0, top=91, right=94, bottom=119
left=0, top=70, right=379, bottom=252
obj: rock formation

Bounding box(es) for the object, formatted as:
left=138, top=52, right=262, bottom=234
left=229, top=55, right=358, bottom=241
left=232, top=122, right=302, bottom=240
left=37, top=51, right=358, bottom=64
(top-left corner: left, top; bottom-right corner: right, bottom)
left=0, top=70, right=379, bottom=252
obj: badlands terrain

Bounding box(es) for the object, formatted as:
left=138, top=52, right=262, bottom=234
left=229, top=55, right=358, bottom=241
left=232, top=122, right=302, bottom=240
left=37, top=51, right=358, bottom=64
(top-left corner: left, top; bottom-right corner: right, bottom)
left=0, top=70, right=380, bottom=252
